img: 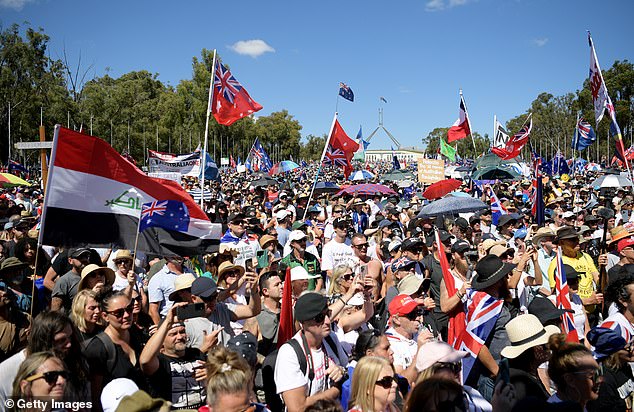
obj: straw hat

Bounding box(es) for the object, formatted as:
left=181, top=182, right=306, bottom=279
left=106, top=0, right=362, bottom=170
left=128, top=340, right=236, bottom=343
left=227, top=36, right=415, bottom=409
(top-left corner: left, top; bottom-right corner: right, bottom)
left=531, top=227, right=555, bottom=246
left=78, top=264, right=115, bottom=291
left=115, top=249, right=134, bottom=262
left=168, top=273, right=197, bottom=301
left=217, top=261, right=246, bottom=283
left=500, top=314, right=560, bottom=359
left=609, top=226, right=633, bottom=245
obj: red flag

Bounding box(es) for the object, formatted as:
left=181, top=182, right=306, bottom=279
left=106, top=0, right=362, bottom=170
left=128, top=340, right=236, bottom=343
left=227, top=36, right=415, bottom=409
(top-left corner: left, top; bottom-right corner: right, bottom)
left=491, top=116, right=533, bottom=160
left=230, top=154, right=236, bottom=168
left=277, top=267, right=294, bottom=348
left=323, top=117, right=359, bottom=178
left=436, top=230, right=465, bottom=346
left=211, top=60, right=263, bottom=126
left=447, top=95, right=471, bottom=142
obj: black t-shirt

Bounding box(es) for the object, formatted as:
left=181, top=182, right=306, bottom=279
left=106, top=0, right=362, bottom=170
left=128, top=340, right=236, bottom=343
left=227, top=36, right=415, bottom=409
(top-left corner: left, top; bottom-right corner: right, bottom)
left=423, top=254, right=443, bottom=308
left=83, top=329, right=148, bottom=391
left=147, top=348, right=207, bottom=409
left=588, top=364, right=634, bottom=412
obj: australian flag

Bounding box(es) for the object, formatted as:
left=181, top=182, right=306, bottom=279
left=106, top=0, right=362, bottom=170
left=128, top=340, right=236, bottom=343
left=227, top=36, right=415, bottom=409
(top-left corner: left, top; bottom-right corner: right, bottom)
left=8, top=160, right=28, bottom=175
left=489, top=187, right=508, bottom=226
left=139, top=200, right=190, bottom=233
left=250, top=137, right=273, bottom=172
left=571, top=117, right=596, bottom=151
left=339, top=82, right=354, bottom=102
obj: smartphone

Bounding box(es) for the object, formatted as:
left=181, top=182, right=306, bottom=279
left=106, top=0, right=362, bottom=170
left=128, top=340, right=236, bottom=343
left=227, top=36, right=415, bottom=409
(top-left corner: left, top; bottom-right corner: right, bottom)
left=245, top=259, right=254, bottom=272
left=496, top=358, right=510, bottom=385
left=256, top=250, right=269, bottom=269
left=176, top=303, right=205, bottom=320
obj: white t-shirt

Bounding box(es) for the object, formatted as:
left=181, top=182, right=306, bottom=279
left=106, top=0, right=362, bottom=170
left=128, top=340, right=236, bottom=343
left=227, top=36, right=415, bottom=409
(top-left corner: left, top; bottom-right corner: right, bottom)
left=321, top=238, right=354, bottom=272
left=385, top=327, right=418, bottom=370
left=0, top=349, right=26, bottom=407
left=112, top=272, right=144, bottom=292
left=274, top=332, right=346, bottom=399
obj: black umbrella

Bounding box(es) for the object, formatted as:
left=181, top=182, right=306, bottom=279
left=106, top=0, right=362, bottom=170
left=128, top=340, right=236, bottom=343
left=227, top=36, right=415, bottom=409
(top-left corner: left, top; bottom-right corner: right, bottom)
left=417, top=195, right=488, bottom=218
left=313, top=181, right=340, bottom=195
left=471, top=166, right=519, bottom=180
left=249, top=177, right=277, bottom=188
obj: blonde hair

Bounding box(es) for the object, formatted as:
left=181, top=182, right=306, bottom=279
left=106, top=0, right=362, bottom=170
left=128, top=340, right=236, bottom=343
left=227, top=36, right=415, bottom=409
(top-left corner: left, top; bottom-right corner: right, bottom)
left=12, top=352, right=64, bottom=401
left=70, top=289, right=100, bottom=333
left=206, top=346, right=252, bottom=407
left=328, top=263, right=352, bottom=295
left=348, top=356, right=393, bottom=411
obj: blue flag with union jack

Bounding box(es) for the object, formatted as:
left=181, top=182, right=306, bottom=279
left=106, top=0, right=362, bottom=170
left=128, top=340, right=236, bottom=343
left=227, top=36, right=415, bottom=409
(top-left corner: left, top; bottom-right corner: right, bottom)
left=489, top=187, right=508, bottom=226
left=338, top=82, right=354, bottom=102
left=571, top=117, right=596, bottom=151
left=249, top=137, right=273, bottom=172
left=139, top=200, right=190, bottom=233
left=555, top=247, right=580, bottom=342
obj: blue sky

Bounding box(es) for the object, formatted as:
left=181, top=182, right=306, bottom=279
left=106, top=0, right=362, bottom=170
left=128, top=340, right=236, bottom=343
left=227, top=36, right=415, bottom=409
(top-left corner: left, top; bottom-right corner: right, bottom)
left=2, top=0, right=633, bottom=150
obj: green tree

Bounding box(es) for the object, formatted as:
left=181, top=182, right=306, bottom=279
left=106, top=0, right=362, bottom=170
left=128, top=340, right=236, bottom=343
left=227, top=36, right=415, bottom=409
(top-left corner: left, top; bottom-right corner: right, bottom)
left=422, top=128, right=489, bottom=159
left=299, top=134, right=326, bottom=160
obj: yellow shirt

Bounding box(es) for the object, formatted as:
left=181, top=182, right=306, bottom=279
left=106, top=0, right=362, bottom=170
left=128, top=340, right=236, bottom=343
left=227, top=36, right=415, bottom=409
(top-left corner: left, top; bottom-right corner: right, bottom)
left=548, top=252, right=597, bottom=309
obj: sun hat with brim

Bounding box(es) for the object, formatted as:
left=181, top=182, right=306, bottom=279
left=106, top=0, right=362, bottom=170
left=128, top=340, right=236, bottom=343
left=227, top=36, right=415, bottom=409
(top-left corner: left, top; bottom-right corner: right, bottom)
left=416, top=341, right=468, bottom=372
left=168, top=273, right=197, bottom=301
left=259, top=235, right=278, bottom=249
left=398, top=274, right=423, bottom=296
left=555, top=226, right=579, bottom=241
left=78, top=264, right=115, bottom=291
left=609, top=226, right=633, bottom=245
left=290, top=266, right=320, bottom=281
left=217, top=261, right=245, bottom=283
left=618, top=238, right=634, bottom=253
left=388, top=293, right=420, bottom=316
left=587, top=327, right=627, bottom=360
left=114, top=249, right=134, bottom=262
left=0, top=257, right=29, bottom=275
left=527, top=295, right=573, bottom=325
left=496, top=214, right=517, bottom=228
left=481, top=239, right=506, bottom=253
left=472, top=255, right=515, bottom=291
left=531, top=227, right=556, bottom=245
left=295, top=293, right=328, bottom=322
left=364, top=227, right=380, bottom=237
left=116, top=390, right=171, bottom=412
left=500, top=314, right=560, bottom=359
left=489, top=244, right=513, bottom=258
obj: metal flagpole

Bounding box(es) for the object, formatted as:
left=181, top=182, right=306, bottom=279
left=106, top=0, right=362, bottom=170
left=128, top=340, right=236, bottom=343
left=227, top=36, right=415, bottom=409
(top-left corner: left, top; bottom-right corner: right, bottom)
left=302, top=112, right=338, bottom=221
left=201, top=49, right=217, bottom=210
left=459, top=89, right=478, bottom=155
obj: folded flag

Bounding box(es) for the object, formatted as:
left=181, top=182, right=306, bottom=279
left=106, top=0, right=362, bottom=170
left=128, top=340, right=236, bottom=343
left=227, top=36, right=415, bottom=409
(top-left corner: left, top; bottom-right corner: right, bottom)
left=447, top=94, right=471, bottom=143
left=40, top=126, right=221, bottom=256
left=139, top=200, right=190, bottom=233
left=211, top=59, right=263, bottom=126
left=339, top=82, right=354, bottom=102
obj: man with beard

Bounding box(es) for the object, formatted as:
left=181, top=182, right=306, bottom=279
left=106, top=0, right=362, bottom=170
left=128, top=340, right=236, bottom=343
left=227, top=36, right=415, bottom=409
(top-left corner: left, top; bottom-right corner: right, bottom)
left=51, top=247, right=91, bottom=314
left=140, top=303, right=209, bottom=409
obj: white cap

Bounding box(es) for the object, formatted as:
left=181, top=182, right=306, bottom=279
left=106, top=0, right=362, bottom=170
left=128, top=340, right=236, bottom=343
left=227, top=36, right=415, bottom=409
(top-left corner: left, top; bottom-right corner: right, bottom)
left=101, top=378, right=139, bottom=412
left=388, top=239, right=402, bottom=252
left=562, top=211, right=574, bottom=219
left=290, top=266, right=320, bottom=281
left=289, top=230, right=308, bottom=242
left=275, top=210, right=290, bottom=220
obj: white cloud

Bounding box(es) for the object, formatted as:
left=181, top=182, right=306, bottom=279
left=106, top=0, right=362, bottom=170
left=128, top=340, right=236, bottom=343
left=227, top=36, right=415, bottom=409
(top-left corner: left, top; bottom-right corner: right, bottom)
left=425, top=0, right=472, bottom=12
left=533, top=37, right=549, bottom=47
left=228, top=39, right=275, bottom=58
left=0, top=0, right=35, bottom=10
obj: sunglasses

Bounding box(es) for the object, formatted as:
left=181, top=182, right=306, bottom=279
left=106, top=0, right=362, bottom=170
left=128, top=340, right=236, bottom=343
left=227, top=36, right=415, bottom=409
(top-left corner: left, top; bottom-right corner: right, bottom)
left=312, top=310, right=332, bottom=324
left=114, top=259, right=131, bottom=265
left=232, top=221, right=246, bottom=226
left=26, top=370, right=69, bottom=385
left=375, top=375, right=397, bottom=389
left=224, top=270, right=240, bottom=277
left=571, top=367, right=603, bottom=383
left=434, top=361, right=462, bottom=374
left=107, top=302, right=134, bottom=318
left=405, top=310, right=423, bottom=321
left=202, top=293, right=218, bottom=303
left=353, top=243, right=369, bottom=249
left=341, top=273, right=354, bottom=281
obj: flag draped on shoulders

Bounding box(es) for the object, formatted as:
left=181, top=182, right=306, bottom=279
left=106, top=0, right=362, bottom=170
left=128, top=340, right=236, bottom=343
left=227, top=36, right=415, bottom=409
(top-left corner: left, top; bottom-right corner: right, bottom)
left=491, top=116, right=532, bottom=160
left=323, top=115, right=359, bottom=178
left=211, top=59, right=263, bottom=126
left=436, top=230, right=465, bottom=346
left=447, top=95, right=471, bottom=143
left=40, top=126, right=222, bottom=256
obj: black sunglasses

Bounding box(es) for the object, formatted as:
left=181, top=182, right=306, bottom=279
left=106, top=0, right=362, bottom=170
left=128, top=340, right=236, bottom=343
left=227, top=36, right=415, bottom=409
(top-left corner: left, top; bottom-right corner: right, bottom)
left=26, top=370, right=70, bottom=385
left=434, top=361, right=462, bottom=374
left=312, top=310, right=332, bottom=324
left=341, top=273, right=354, bottom=281
left=405, top=310, right=423, bottom=321
left=375, top=375, right=397, bottom=389
left=353, top=243, right=369, bottom=249
left=107, top=302, right=134, bottom=318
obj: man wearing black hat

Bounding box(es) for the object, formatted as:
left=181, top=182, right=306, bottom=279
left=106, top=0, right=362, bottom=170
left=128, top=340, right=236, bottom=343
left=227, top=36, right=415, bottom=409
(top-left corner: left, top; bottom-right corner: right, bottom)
left=495, top=214, right=517, bottom=249
left=51, top=247, right=92, bottom=313
left=274, top=293, right=347, bottom=412
left=399, top=237, right=425, bottom=278
left=219, top=212, right=261, bottom=267
left=464, top=255, right=513, bottom=399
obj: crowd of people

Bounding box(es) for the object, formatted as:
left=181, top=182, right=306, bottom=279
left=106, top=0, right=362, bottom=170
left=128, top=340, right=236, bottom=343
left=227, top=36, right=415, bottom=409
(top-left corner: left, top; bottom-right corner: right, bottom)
left=0, top=161, right=633, bottom=412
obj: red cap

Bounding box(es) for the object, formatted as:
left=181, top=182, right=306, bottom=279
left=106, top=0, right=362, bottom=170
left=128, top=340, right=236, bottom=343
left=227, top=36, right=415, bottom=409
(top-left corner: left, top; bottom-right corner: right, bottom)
left=388, top=294, right=420, bottom=316
left=618, top=237, right=634, bottom=253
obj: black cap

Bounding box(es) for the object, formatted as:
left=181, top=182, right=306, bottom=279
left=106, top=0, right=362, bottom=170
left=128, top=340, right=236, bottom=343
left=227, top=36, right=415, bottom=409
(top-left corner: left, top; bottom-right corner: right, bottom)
left=295, top=293, right=328, bottom=322
left=228, top=213, right=246, bottom=223
left=451, top=240, right=471, bottom=254
left=333, top=217, right=350, bottom=228
left=401, top=237, right=423, bottom=251
left=69, top=247, right=91, bottom=259
left=496, top=214, right=517, bottom=228
left=454, top=217, right=469, bottom=230
left=528, top=296, right=573, bottom=325
left=191, top=277, right=218, bottom=298
left=425, top=230, right=453, bottom=247
left=227, top=332, right=258, bottom=368
left=562, top=264, right=580, bottom=280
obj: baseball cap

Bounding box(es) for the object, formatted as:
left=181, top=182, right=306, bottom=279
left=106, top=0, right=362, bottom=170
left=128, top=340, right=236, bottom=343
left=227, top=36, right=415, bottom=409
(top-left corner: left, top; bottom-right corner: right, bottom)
left=289, top=230, right=308, bottom=242
left=388, top=239, right=402, bottom=252
left=562, top=211, right=575, bottom=219
left=333, top=217, right=350, bottom=228
left=378, top=219, right=393, bottom=229
left=190, top=277, right=218, bottom=298
left=275, top=210, right=290, bottom=220
left=451, top=240, right=471, bottom=254
left=291, top=221, right=307, bottom=230
left=391, top=257, right=416, bottom=272
left=101, top=378, right=140, bottom=412
left=69, top=247, right=91, bottom=259
left=228, top=213, right=246, bottom=223
left=618, top=238, right=634, bottom=253
left=416, top=341, right=468, bottom=372
left=401, top=237, right=423, bottom=251
left=388, top=293, right=420, bottom=316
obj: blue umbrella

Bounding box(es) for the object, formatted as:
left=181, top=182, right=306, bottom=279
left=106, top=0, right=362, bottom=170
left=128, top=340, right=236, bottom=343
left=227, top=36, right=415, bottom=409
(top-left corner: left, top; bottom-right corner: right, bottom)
left=417, top=196, right=487, bottom=218
left=270, top=160, right=300, bottom=175
left=349, top=170, right=375, bottom=181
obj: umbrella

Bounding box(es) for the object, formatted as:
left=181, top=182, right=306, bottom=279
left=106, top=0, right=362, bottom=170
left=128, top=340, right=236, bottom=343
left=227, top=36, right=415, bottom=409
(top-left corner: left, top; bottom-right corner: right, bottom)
left=417, top=195, right=488, bottom=218
left=471, top=166, right=519, bottom=180
left=590, top=174, right=634, bottom=188
left=397, top=179, right=415, bottom=188
left=187, top=188, right=213, bottom=202
left=422, top=178, right=462, bottom=200
left=381, top=170, right=416, bottom=182
left=0, top=173, right=30, bottom=187
left=249, top=177, right=277, bottom=188
left=313, top=181, right=340, bottom=195
left=269, top=160, right=300, bottom=175
left=585, top=163, right=601, bottom=172
left=336, top=183, right=397, bottom=197
left=349, top=170, right=375, bottom=181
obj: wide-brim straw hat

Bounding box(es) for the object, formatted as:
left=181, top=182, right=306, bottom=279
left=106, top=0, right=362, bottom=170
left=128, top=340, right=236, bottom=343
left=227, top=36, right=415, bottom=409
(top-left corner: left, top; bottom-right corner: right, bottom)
left=500, top=314, right=560, bottom=359
left=78, top=264, right=115, bottom=291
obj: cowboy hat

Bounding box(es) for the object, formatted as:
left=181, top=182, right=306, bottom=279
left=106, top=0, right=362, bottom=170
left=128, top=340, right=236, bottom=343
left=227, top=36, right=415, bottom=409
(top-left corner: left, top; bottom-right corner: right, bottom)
left=471, top=255, right=515, bottom=290
left=500, top=314, right=560, bottom=359
left=531, top=227, right=555, bottom=246
left=168, top=273, right=197, bottom=302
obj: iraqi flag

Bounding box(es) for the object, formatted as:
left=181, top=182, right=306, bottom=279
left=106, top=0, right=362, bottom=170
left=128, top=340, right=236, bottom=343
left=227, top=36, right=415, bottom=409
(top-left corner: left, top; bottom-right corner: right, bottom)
left=447, top=95, right=471, bottom=142
left=39, top=126, right=222, bottom=256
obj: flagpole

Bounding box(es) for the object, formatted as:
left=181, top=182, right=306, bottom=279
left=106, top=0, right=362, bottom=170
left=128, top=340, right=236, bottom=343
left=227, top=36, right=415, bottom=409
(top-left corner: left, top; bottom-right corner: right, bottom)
left=302, top=112, right=338, bottom=221
left=573, top=111, right=579, bottom=176
left=131, top=209, right=143, bottom=276
left=459, top=89, right=478, bottom=155
left=201, top=49, right=217, bottom=210
left=493, top=114, right=496, bottom=148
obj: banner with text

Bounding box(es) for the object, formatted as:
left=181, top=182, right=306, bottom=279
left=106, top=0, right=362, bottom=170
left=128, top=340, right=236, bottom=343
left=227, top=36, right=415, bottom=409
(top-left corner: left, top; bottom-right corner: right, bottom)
left=418, top=158, right=445, bottom=183
left=148, top=150, right=202, bottom=177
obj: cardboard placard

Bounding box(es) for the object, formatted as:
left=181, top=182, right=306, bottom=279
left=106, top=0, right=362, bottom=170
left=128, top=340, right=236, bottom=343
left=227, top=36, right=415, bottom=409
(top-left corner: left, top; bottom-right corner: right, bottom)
left=418, top=158, right=445, bottom=184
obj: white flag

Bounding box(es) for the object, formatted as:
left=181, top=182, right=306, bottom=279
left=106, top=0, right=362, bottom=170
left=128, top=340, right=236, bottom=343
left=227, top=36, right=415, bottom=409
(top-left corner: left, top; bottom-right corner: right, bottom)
left=588, top=32, right=617, bottom=126
left=493, top=119, right=509, bottom=149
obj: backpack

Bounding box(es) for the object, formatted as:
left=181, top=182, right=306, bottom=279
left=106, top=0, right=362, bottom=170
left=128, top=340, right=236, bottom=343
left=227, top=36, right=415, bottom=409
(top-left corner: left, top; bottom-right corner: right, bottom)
left=260, top=334, right=339, bottom=411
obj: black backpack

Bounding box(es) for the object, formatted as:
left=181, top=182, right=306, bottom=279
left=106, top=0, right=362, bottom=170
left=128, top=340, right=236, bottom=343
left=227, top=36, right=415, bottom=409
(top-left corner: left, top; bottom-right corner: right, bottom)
left=260, top=334, right=339, bottom=411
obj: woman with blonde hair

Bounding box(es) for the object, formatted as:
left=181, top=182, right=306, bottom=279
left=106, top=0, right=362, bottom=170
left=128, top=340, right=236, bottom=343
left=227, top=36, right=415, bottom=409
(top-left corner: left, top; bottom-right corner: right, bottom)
left=70, top=289, right=103, bottom=340
left=11, top=351, right=68, bottom=411
left=348, top=356, right=398, bottom=412
left=328, top=263, right=355, bottom=298
left=205, top=345, right=269, bottom=412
